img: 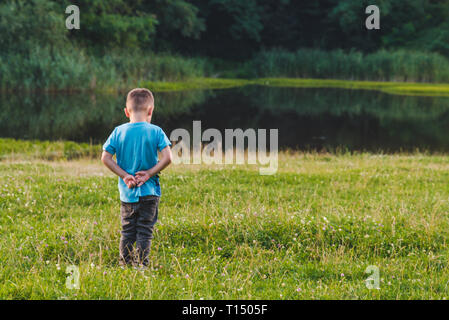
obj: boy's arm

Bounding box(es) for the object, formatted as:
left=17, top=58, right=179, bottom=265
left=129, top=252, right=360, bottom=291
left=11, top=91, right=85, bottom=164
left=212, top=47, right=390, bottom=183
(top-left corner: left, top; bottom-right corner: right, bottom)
left=101, top=151, right=137, bottom=188
left=135, top=146, right=172, bottom=187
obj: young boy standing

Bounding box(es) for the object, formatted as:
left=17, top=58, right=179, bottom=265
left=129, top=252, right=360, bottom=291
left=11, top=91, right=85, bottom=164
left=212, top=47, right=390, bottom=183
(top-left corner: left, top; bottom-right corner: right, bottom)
left=101, top=88, right=172, bottom=267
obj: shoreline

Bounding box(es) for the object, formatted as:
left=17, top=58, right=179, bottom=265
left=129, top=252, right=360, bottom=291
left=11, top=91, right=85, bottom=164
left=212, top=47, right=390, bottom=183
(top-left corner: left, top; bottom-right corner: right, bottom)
left=2, top=78, right=449, bottom=97
left=1, top=138, right=449, bottom=162
left=144, top=78, right=449, bottom=97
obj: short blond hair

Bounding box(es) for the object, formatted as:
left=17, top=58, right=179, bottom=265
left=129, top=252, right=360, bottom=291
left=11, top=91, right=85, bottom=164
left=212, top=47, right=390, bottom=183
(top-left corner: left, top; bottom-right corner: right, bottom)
left=126, top=88, right=154, bottom=113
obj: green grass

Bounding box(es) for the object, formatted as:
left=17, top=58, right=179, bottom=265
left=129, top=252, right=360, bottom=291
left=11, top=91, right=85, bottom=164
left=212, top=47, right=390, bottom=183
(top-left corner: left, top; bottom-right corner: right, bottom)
left=2, top=139, right=449, bottom=299
left=256, top=78, right=449, bottom=97
left=141, top=77, right=449, bottom=97
left=140, top=78, right=251, bottom=92
left=0, top=138, right=99, bottom=161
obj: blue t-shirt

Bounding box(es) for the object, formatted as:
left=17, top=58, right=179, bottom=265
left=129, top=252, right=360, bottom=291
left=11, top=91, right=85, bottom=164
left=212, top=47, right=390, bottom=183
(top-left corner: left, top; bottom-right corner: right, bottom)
left=103, top=122, right=171, bottom=203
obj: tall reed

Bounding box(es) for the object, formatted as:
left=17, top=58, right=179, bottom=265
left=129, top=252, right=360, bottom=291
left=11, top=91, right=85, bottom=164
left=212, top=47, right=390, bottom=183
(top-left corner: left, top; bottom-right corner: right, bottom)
left=246, top=49, right=449, bottom=82
left=0, top=47, right=208, bottom=91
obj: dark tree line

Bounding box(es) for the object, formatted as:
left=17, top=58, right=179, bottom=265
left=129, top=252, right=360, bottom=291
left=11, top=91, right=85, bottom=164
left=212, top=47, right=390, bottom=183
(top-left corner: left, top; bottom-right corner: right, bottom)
left=2, top=0, right=449, bottom=59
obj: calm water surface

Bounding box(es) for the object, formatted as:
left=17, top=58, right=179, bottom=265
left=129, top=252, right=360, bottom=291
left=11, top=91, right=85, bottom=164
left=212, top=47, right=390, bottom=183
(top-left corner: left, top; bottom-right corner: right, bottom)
left=1, top=86, right=449, bottom=152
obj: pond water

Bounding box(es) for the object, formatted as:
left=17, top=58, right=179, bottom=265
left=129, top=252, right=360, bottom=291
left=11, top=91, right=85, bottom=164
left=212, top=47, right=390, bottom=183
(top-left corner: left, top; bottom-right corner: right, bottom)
left=1, top=86, right=449, bottom=152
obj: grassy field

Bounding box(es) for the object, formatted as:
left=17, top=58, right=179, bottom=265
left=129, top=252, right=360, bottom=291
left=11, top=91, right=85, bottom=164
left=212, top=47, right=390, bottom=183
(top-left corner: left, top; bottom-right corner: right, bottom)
left=141, top=77, right=449, bottom=97
left=2, top=139, right=449, bottom=299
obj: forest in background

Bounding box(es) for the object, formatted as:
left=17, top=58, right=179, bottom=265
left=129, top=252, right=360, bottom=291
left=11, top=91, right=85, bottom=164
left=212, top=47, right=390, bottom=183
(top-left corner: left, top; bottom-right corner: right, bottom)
left=2, top=0, right=449, bottom=90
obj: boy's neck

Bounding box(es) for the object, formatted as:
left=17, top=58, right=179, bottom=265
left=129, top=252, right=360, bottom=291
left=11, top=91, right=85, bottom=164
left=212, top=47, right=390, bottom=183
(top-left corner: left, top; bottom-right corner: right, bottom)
left=129, top=113, right=148, bottom=123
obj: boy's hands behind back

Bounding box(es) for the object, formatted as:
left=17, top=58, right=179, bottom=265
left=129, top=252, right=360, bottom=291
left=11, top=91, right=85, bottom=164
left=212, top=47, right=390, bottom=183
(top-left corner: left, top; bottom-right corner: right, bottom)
left=133, top=147, right=172, bottom=187
left=123, top=171, right=152, bottom=189
left=117, top=146, right=172, bottom=189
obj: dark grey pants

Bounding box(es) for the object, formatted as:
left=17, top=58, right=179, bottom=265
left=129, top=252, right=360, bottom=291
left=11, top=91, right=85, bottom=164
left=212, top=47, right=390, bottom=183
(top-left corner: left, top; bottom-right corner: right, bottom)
left=119, top=195, right=159, bottom=266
